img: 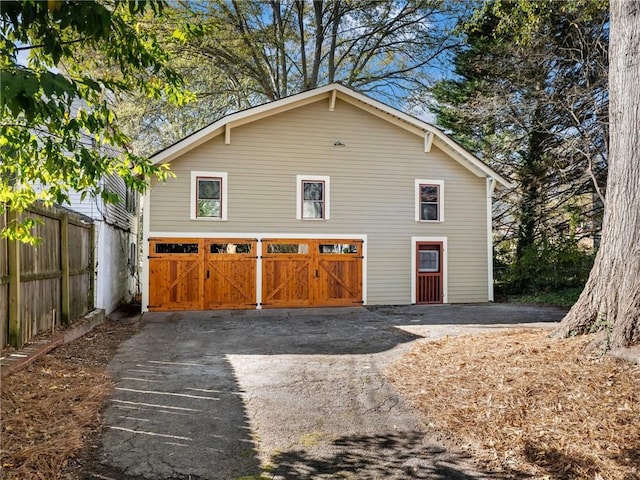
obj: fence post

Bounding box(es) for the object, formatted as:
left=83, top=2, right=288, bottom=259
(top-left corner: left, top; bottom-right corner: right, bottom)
left=88, top=223, right=95, bottom=310
left=61, top=212, right=70, bottom=325
left=8, top=210, right=21, bottom=348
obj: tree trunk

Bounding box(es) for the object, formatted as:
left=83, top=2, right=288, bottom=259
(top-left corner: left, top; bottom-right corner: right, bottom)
left=294, top=1, right=308, bottom=89
left=327, top=1, right=340, bottom=83
left=272, top=1, right=288, bottom=97
left=553, top=0, right=640, bottom=350
left=310, top=0, right=325, bottom=89
left=514, top=102, right=548, bottom=291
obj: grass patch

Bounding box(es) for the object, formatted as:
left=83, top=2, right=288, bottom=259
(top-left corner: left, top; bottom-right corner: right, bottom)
left=500, top=286, right=583, bottom=307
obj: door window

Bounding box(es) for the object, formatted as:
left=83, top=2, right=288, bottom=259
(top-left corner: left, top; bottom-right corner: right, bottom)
left=419, top=249, right=439, bottom=272
left=210, top=243, right=252, bottom=254
left=267, top=243, right=309, bottom=254
left=318, top=243, right=358, bottom=254
left=155, top=243, right=199, bottom=254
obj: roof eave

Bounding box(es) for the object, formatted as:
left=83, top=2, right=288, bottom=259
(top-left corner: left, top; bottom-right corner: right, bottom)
left=149, top=83, right=515, bottom=189
left=150, top=84, right=339, bottom=165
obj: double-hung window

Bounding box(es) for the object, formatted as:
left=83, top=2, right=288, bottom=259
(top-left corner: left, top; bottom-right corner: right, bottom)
left=297, top=175, right=330, bottom=220
left=191, top=171, right=228, bottom=220
left=415, top=179, right=444, bottom=222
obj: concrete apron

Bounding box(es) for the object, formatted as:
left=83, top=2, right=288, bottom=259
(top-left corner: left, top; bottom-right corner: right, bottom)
left=94, top=304, right=566, bottom=480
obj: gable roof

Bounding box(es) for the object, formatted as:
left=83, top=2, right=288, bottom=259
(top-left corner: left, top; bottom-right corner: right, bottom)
left=150, top=83, right=514, bottom=189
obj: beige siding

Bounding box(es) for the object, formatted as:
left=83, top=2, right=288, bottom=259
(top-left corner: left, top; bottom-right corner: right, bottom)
left=149, top=99, right=489, bottom=304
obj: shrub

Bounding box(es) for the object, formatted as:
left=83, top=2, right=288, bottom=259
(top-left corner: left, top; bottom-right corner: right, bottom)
left=495, top=237, right=595, bottom=296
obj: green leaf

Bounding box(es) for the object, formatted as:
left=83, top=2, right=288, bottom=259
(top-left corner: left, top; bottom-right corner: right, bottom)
left=171, top=28, right=187, bottom=42
left=0, top=0, right=183, bottom=243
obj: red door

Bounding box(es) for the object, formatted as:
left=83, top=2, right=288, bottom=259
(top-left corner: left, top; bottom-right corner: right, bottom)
left=416, top=242, right=443, bottom=304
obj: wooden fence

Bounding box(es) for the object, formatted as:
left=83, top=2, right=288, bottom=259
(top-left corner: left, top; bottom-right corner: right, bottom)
left=0, top=204, right=95, bottom=348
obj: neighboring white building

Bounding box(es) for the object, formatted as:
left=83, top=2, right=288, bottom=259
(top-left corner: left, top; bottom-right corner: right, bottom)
left=67, top=175, right=139, bottom=314
left=27, top=97, right=140, bottom=316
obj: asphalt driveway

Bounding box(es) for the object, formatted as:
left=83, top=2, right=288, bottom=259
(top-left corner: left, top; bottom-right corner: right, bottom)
left=89, top=304, right=566, bottom=480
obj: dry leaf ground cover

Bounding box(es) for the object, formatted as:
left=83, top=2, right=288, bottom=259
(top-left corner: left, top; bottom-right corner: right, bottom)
left=387, top=329, right=640, bottom=480
left=0, top=315, right=140, bottom=479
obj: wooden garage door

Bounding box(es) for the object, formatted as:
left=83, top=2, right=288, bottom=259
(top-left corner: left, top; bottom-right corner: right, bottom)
left=315, top=240, right=363, bottom=306
left=148, top=239, right=203, bottom=311
left=148, top=238, right=257, bottom=311
left=204, top=239, right=257, bottom=309
left=261, top=240, right=312, bottom=308
left=262, top=239, right=363, bottom=308
left=149, top=238, right=362, bottom=310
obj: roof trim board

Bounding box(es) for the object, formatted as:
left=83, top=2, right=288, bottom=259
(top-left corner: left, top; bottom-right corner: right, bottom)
left=424, top=132, right=434, bottom=153
left=149, top=83, right=514, bottom=189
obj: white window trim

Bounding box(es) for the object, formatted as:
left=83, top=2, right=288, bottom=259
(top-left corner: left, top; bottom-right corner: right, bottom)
left=296, top=175, right=330, bottom=220
left=415, top=179, right=444, bottom=222
left=411, top=236, right=448, bottom=304
left=190, top=171, right=228, bottom=221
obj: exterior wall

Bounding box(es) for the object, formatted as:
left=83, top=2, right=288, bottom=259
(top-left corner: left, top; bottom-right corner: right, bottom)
left=94, top=222, right=136, bottom=314
left=147, top=98, right=489, bottom=305
left=67, top=175, right=139, bottom=314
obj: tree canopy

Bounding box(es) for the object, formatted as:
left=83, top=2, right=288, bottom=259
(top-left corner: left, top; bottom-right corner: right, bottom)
left=0, top=0, right=187, bottom=241
left=109, top=0, right=463, bottom=156
left=430, top=0, right=608, bottom=292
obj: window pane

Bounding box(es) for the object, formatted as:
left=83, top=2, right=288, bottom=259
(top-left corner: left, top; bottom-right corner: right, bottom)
left=303, top=181, right=323, bottom=200
left=303, top=200, right=323, bottom=219
left=210, top=243, right=251, bottom=254
left=318, top=243, right=358, bottom=254
left=421, top=203, right=438, bottom=221
left=420, top=185, right=438, bottom=202
left=155, top=243, right=199, bottom=254
left=198, top=199, right=221, bottom=217
left=419, top=250, right=439, bottom=272
left=267, top=243, right=309, bottom=254
left=198, top=179, right=221, bottom=200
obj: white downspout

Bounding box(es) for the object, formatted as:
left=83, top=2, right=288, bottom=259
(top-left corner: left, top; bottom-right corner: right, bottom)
left=486, top=178, right=497, bottom=302
left=141, top=190, right=151, bottom=313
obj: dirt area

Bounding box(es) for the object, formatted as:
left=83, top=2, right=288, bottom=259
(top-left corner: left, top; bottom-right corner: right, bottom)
left=387, top=329, right=640, bottom=480
left=0, top=313, right=140, bottom=480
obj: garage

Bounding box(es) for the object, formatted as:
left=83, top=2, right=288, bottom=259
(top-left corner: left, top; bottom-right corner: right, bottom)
left=147, top=237, right=363, bottom=311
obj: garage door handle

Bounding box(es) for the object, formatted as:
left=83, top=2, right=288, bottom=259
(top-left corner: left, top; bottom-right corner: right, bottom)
left=315, top=269, right=319, bottom=278
left=206, top=270, right=210, bottom=279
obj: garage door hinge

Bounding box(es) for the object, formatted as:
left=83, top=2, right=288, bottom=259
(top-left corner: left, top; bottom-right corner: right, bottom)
left=147, top=304, right=160, bottom=308
left=147, top=256, right=160, bottom=259
left=247, top=303, right=259, bottom=306
left=353, top=300, right=364, bottom=304
left=356, top=256, right=364, bottom=259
